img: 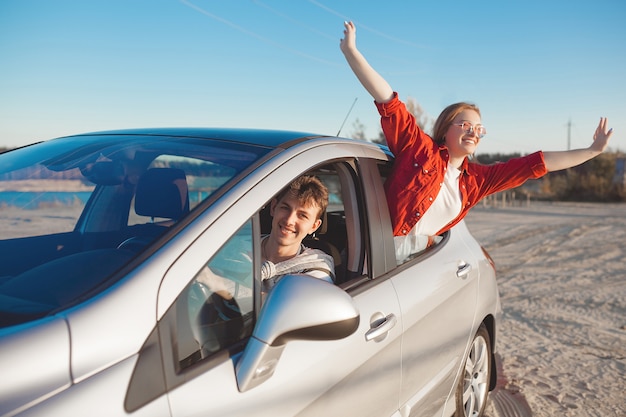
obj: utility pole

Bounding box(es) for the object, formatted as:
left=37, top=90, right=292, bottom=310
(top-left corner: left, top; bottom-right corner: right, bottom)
left=567, top=119, right=572, bottom=150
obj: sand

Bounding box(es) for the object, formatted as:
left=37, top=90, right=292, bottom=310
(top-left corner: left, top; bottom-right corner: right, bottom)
left=0, top=205, right=84, bottom=239
left=465, top=202, right=626, bottom=417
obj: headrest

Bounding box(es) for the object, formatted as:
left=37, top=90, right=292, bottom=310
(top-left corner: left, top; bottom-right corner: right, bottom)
left=135, top=168, right=189, bottom=220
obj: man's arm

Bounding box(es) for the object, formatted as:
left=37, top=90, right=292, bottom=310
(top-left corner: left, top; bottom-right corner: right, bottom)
left=340, top=21, right=394, bottom=104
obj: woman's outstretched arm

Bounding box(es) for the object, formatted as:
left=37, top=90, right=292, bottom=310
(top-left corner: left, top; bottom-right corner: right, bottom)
left=543, top=117, right=614, bottom=172
left=340, top=21, right=394, bottom=104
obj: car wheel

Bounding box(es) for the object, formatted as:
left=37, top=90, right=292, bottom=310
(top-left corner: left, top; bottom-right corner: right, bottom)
left=455, top=323, right=491, bottom=417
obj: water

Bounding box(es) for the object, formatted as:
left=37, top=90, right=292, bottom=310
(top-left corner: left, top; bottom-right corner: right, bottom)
left=0, top=191, right=92, bottom=209
left=0, top=190, right=211, bottom=210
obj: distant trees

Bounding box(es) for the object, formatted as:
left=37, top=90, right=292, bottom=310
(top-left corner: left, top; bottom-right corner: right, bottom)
left=405, top=97, right=432, bottom=134
left=540, top=153, right=625, bottom=201
left=349, top=118, right=367, bottom=141
left=477, top=152, right=626, bottom=202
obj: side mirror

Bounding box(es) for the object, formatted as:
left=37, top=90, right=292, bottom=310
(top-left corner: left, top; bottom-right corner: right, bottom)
left=235, top=275, right=359, bottom=392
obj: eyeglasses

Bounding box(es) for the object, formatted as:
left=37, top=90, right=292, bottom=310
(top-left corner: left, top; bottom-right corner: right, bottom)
left=453, top=121, right=487, bottom=139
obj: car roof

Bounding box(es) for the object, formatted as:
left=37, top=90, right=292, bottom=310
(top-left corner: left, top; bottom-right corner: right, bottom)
left=65, top=127, right=330, bottom=149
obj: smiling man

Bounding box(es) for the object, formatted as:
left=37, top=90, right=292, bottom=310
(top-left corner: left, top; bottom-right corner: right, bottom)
left=260, top=175, right=335, bottom=290
left=195, top=175, right=334, bottom=303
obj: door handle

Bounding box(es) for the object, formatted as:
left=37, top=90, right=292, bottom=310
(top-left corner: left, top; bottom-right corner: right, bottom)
left=456, top=262, right=472, bottom=279
left=365, top=313, right=397, bottom=342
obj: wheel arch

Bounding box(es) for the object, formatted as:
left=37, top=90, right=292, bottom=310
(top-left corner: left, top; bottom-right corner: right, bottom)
left=482, top=315, right=498, bottom=391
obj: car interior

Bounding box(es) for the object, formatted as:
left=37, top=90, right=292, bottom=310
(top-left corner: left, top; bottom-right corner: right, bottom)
left=0, top=165, right=195, bottom=326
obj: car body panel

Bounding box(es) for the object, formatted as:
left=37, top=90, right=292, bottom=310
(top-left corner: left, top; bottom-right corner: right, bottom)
left=0, top=318, right=70, bottom=415
left=15, top=355, right=170, bottom=417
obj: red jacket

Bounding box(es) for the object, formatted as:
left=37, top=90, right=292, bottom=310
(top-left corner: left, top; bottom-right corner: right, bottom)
left=376, top=94, right=548, bottom=237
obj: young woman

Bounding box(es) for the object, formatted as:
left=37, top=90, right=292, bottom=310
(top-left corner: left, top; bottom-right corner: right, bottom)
left=339, top=21, right=614, bottom=262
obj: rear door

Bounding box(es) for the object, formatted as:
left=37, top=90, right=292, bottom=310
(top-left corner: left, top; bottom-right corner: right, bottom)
left=373, top=160, right=479, bottom=416
left=390, top=233, right=479, bottom=416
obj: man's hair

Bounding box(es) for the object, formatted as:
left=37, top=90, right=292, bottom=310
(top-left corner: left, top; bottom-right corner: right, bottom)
left=275, top=175, right=329, bottom=219
left=432, top=102, right=481, bottom=145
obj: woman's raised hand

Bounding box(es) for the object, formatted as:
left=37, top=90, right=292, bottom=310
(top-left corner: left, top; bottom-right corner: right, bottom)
left=340, top=21, right=356, bottom=54
left=590, top=117, right=613, bottom=153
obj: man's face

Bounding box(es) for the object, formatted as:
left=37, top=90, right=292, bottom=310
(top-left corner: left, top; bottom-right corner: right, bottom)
left=269, top=194, right=322, bottom=248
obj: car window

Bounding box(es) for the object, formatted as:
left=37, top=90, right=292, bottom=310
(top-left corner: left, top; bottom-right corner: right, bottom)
left=257, top=162, right=367, bottom=285
left=174, top=220, right=255, bottom=371
left=376, top=160, right=444, bottom=266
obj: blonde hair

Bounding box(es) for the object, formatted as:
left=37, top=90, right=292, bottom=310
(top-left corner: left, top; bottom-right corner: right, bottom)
left=432, top=102, right=481, bottom=145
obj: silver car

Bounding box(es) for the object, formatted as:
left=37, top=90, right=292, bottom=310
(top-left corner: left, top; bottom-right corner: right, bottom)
left=0, top=128, right=501, bottom=417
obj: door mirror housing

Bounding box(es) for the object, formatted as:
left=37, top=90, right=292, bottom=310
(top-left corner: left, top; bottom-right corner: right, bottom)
left=235, top=274, right=359, bottom=392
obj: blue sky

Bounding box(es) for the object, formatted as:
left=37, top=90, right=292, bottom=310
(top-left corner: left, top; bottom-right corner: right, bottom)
left=1, top=0, right=624, bottom=155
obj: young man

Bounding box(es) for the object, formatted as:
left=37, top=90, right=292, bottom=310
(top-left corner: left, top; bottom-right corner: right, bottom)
left=197, top=175, right=334, bottom=297
left=261, top=175, right=335, bottom=290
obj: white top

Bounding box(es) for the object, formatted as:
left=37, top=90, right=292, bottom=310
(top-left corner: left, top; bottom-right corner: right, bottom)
left=394, top=163, right=462, bottom=263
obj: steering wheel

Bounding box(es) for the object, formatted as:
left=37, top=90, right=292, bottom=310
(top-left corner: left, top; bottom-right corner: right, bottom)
left=116, top=236, right=152, bottom=252
left=187, top=281, right=243, bottom=357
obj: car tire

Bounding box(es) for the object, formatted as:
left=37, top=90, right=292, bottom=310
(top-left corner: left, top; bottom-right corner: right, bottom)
left=454, top=323, right=492, bottom=417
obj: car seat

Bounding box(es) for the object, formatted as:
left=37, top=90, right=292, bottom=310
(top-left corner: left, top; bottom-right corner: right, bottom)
left=118, top=168, right=190, bottom=251
left=135, top=167, right=190, bottom=221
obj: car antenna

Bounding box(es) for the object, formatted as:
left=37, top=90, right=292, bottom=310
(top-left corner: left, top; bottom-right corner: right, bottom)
left=336, top=97, right=358, bottom=137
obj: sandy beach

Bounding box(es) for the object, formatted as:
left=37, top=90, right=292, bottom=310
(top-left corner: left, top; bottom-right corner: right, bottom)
left=465, top=202, right=626, bottom=417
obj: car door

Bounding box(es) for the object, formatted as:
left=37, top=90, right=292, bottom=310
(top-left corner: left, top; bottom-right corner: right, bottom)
left=154, top=149, right=404, bottom=416
left=373, top=159, right=479, bottom=417
left=390, top=232, right=479, bottom=417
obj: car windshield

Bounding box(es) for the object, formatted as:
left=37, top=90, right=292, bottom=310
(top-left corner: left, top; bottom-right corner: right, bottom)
left=0, top=133, right=272, bottom=327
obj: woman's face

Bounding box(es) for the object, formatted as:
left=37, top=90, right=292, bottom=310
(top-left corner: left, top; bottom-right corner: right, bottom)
left=444, top=109, right=483, bottom=158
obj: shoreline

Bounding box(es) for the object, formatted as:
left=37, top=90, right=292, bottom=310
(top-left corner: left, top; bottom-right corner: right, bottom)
left=0, top=179, right=93, bottom=192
